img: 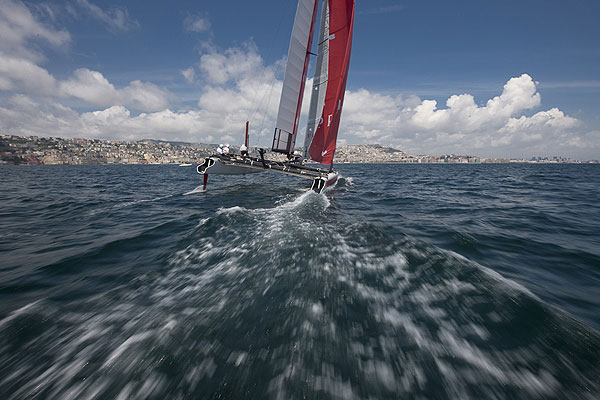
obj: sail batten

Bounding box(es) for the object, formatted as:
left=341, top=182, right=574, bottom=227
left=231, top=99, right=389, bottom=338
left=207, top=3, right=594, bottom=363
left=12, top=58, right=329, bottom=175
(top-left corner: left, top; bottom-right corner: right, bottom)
left=272, top=0, right=319, bottom=154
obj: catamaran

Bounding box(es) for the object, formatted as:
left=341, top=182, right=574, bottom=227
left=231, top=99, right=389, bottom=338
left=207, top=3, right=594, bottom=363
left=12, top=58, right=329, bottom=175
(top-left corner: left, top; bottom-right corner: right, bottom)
left=197, top=0, right=355, bottom=193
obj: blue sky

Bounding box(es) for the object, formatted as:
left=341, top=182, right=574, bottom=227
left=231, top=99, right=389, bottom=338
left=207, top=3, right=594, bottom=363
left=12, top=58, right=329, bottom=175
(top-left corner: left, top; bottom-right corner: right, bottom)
left=1, top=0, right=599, bottom=159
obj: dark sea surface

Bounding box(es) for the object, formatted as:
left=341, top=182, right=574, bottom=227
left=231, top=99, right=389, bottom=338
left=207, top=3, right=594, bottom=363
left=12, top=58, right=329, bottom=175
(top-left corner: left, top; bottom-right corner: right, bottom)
left=0, top=163, right=599, bottom=399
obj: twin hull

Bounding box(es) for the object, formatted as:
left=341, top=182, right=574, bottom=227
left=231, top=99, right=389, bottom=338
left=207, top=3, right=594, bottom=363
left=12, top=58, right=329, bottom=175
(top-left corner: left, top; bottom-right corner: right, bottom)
left=197, top=156, right=338, bottom=193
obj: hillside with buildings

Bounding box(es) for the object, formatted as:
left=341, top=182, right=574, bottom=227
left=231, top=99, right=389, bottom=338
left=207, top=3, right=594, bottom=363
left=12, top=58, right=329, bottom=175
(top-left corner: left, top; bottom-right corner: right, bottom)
left=0, top=134, right=591, bottom=165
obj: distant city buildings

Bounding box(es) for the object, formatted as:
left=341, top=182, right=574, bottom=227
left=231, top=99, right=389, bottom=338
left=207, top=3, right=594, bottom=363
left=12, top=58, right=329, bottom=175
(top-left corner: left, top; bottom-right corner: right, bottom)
left=0, top=134, right=595, bottom=165
left=0, top=134, right=213, bottom=165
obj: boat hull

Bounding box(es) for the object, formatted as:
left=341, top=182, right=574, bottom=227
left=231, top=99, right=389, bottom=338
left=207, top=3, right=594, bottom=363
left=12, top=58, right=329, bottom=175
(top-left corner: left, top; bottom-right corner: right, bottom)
left=311, top=171, right=339, bottom=192
left=197, top=155, right=338, bottom=193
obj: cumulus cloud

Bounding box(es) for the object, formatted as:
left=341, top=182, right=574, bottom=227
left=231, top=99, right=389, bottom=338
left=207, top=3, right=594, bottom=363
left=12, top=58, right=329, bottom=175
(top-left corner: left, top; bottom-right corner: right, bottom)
left=76, top=0, right=139, bottom=32
left=80, top=107, right=211, bottom=141
left=184, top=14, right=211, bottom=33
left=492, top=108, right=582, bottom=151
left=0, top=63, right=171, bottom=112
left=411, top=74, right=541, bottom=131
left=338, top=74, right=590, bottom=158
left=0, top=0, right=70, bottom=61
left=199, top=44, right=267, bottom=85
left=0, top=95, right=81, bottom=138
left=58, top=69, right=170, bottom=111
left=194, top=43, right=288, bottom=141
left=0, top=54, right=57, bottom=94
left=59, top=68, right=118, bottom=105
left=502, top=108, right=579, bottom=132
left=0, top=99, right=217, bottom=143
left=0, top=43, right=285, bottom=145
left=121, top=80, right=171, bottom=112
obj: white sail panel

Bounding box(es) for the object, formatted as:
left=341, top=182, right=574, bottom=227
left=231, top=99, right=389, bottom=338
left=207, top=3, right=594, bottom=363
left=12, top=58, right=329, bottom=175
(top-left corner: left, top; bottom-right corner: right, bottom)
left=304, top=0, right=330, bottom=159
left=272, top=0, right=318, bottom=154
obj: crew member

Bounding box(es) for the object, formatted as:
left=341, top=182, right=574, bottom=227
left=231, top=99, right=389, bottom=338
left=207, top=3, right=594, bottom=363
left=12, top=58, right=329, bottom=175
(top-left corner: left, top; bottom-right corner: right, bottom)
left=216, top=144, right=224, bottom=155
left=240, top=144, right=248, bottom=157
left=292, top=150, right=303, bottom=163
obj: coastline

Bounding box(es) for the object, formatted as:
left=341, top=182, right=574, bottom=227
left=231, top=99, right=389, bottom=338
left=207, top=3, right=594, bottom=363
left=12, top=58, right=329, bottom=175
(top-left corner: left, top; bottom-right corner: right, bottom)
left=1, top=134, right=596, bottom=165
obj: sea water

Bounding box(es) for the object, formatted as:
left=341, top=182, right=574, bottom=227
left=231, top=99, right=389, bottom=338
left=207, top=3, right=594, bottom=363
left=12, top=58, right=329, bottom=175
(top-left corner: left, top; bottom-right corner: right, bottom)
left=0, top=163, right=599, bottom=399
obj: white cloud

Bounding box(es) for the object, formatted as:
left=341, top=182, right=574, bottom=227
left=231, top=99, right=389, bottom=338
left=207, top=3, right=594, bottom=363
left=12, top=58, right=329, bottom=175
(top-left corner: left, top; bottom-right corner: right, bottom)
left=181, top=67, right=196, bottom=83
left=199, top=44, right=267, bottom=85
left=121, top=81, right=170, bottom=112
left=0, top=53, right=57, bottom=94
left=58, top=69, right=170, bottom=112
left=0, top=61, right=170, bottom=112
left=1, top=65, right=595, bottom=158
left=193, top=43, right=287, bottom=142
left=336, top=74, right=593, bottom=158
left=0, top=43, right=284, bottom=145
left=491, top=108, right=581, bottom=150
left=76, top=0, right=139, bottom=32
left=184, top=14, right=211, bottom=33
left=341, top=88, right=419, bottom=140
left=502, top=108, right=579, bottom=132
left=0, top=0, right=70, bottom=61
left=1, top=95, right=81, bottom=138
left=10, top=94, right=39, bottom=110
left=411, top=74, right=541, bottom=131
left=59, top=68, right=118, bottom=105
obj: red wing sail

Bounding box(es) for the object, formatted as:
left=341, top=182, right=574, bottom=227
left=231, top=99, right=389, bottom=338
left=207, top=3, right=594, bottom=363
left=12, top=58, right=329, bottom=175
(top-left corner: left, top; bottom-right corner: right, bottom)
left=308, top=0, right=355, bottom=165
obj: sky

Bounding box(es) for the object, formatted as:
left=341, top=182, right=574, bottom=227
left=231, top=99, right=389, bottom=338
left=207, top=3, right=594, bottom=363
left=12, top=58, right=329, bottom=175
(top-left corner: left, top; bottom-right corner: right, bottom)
left=0, top=0, right=599, bottom=159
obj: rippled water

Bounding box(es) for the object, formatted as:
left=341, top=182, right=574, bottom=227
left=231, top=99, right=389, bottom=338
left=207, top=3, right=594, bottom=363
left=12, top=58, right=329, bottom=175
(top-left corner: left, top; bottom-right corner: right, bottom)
left=0, top=164, right=599, bottom=399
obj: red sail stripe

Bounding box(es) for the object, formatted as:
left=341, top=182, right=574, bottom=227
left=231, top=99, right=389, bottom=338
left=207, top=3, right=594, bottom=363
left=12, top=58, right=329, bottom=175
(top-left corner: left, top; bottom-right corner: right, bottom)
left=308, top=0, right=355, bottom=165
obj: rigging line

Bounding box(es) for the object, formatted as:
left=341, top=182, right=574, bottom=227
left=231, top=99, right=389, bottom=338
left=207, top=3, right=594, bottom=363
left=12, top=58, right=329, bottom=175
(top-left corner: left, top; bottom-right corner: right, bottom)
left=245, top=0, right=290, bottom=125
left=250, top=0, right=298, bottom=150
left=253, top=60, right=282, bottom=150
left=249, top=55, right=281, bottom=127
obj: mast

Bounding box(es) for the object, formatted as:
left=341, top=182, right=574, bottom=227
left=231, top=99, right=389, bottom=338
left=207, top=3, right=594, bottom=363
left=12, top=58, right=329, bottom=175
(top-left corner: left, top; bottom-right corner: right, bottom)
left=272, top=0, right=319, bottom=155
left=306, top=0, right=355, bottom=165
